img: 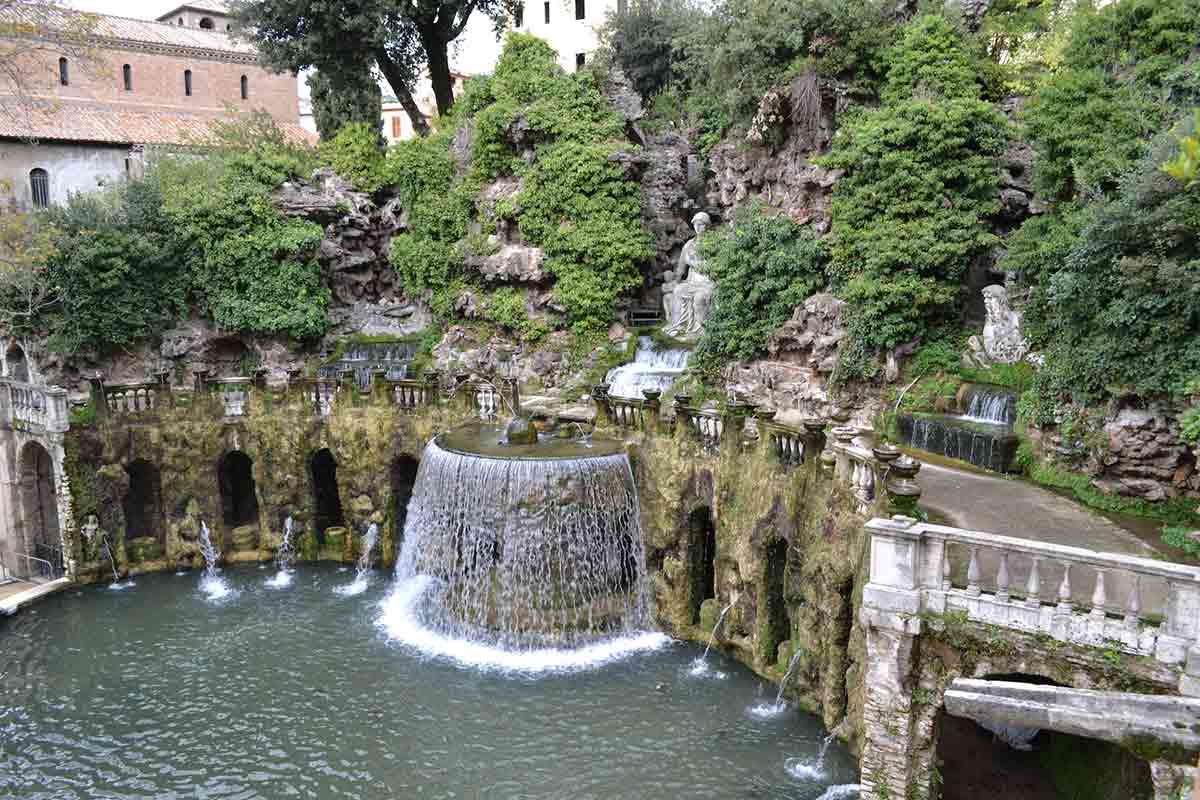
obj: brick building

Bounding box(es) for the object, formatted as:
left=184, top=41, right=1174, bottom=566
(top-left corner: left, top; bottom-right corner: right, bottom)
left=0, top=2, right=308, bottom=210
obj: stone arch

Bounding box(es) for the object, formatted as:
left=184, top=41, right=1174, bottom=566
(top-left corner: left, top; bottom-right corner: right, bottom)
left=6, top=343, right=28, bottom=381
left=122, top=459, right=165, bottom=550
left=19, top=441, right=61, bottom=576
left=390, top=454, right=419, bottom=547
left=686, top=505, right=716, bottom=624
left=217, top=451, right=258, bottom=528
left=310, top=448, right=344, bottom=541
left=934, top=672, right=1154, bottom=800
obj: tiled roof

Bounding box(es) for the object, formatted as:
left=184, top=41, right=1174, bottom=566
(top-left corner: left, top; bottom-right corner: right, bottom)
left=157, top=0, right=234, bottom=17
left=0, top=6, right=255, bottom=57
left=0, top=99, right=316, bottom=147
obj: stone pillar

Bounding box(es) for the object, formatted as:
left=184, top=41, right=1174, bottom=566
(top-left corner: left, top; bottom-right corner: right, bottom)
left=885, top=456, right=923, bottom=519
left=830, top=425, right=857, bottom=482
left=592, top=384, right=611, bottom=429
left=501, top=377, right=520, bottom=415
left=755, top=409, right=777, bottom=457
left=642, top=389, right=662, bottom=434
left=859, top=516, right=932, bottom=800
left=424, top=371, right=440, bottom=408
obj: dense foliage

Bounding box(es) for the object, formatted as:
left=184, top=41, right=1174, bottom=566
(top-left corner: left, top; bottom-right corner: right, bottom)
left=307, top=69, right=383, bottom=141
left=693, top=205, right=827, bottom=369
left=386, top=35, right=654, bottom=335
left=25, top=115, right=329, bottom=354
left=820, top=15, right=1007, bottom=379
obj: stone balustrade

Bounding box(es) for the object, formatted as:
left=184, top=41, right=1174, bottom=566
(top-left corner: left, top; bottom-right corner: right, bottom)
left=390, top=375, right=438, bottom=412
left=863, top=515, right=1200, bottom=677
left=1, top=379, right=69, bottom=434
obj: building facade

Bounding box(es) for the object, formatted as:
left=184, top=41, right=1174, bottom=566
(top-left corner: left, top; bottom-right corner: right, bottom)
left=0, top=3, right=306, bottom=210
left=510, top=0, right=624, bottom=72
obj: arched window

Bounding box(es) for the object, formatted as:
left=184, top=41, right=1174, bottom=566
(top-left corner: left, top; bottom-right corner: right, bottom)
left=122, top=64, right=132, bottom=91
left=58, top=57, right=68, bottom=86
left=29, top=169, right=49, bottom=208
left=184, top=69, right=192, bottom=97
left=198, top=17, right=214, bottom=29
left=240, top=74, right=248, bottom=100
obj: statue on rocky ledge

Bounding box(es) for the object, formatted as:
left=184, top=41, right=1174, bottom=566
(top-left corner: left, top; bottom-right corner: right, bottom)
left=964, top=284, right=1030, bottom=368
left=662, top=212, right=716, bottom=341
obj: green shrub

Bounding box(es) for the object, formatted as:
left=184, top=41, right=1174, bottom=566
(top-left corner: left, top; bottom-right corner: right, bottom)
left=481, top=287, right=549, bottom=342
left=693, top=204, right=827, bottom=369
left=319, top=122, right=387, bottom=193
left=1162, top=526, right=1200, bottom=558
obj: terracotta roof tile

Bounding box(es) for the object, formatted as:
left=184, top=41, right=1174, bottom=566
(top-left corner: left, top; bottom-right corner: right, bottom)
left=0, top=5, right=255, bottom=56
left=0, top=99, right=316, bottom=147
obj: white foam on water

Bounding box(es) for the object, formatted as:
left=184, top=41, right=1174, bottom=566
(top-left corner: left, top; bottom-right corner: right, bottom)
left=784, top=758, right=823, bottom=781
left=107, top=580, right=135, bottom=591
left=378, top=577, right=669, bottom=674
left=815, top=785, right=862, bottom=799
left=334, top=575, right=369, bottom=597
left=199, top=573, right=234, bottom=601
left=265, top=570, right=294, bottom=589
left=746, top=701, right=788, bottom=719
left=687, top=657, right=727, bottom=680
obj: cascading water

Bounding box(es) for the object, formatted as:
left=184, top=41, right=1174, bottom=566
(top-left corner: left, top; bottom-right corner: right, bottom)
left=335, top=522, right=378, bottom=597
left=960, top=384, right=1017, bottom=425
left=786, top=732, right=839, bottom=780
left=379, top=423, right=667, bottom=671
left=897, top=384, right=1020, bottom=472
left=748, top=646, right=805, bottom=717
left=689, top=603, right=732, bottom=678
left=198, top=521, right=233, bottom=600
left=266, top=515, right=296, bottom=589
left=605, top=337, right=691, bottom=399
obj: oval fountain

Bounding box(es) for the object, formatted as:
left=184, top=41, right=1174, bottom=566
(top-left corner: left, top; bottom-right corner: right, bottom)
left=379, top=419, right=669, bottom=671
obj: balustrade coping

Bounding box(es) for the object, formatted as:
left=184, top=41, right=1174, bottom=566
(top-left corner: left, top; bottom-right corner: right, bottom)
left=867, top=516, right=1200, bottom=583
left=2, top=378, right=67, bottom=395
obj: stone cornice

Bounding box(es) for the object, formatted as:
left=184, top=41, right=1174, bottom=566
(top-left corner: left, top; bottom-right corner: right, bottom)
left=89, top=35, right=261, bottom=66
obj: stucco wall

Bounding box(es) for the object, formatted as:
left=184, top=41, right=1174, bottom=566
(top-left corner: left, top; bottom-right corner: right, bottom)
left=513, top=0, right=619, bottom=71
left=0, top=139, right=132, bottom=209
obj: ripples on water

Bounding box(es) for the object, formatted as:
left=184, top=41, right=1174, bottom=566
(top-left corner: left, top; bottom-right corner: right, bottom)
left=0, top=565, right=858, bottom=799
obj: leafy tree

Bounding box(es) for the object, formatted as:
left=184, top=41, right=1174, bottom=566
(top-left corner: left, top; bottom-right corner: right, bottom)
left=1162, top=109, right=1200, bottom=188
left=693, top=205, right=827, bottom=369
left=0, top=201, right=56, bottom=337
left=320, top=122, right=388, bottom=192
left=232, top=0, right=514, bottom=136
left=819, top=15, right=1006, bottom=371
left=307, top=69, right=383, bottom=140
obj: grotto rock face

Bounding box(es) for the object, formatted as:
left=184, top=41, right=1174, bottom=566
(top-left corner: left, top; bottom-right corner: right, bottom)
left=1094, top=407, right=1198, bottom=500
left=467, top=242, right=547, bottom=283
left=275, top=168, right=403, bottom=306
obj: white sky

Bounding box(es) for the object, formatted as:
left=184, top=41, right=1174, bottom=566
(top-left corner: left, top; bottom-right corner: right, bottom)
left=63, top=0, right=505, bottom=91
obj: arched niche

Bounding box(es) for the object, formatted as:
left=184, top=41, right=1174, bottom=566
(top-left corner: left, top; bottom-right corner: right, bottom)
left=310, top=448, right=344, bottom=541
left=390, top=455, right=419, bottom=547
left=19, top=441, right=60, bottom=576
left=686, top=506, right=716, bottom=624
left=217, top=451, right=258, bottom=529
left=123, top=459, right=165, bottom=546
left=6, top=344, right=29, bottom=382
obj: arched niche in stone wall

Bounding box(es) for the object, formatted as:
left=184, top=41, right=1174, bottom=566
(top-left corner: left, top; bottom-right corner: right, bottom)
left=217, top=451, right=258, bottom=530
left=19, top=440, right=60, bottom=575
left=309, top=448, right=345, bottom=543
left=390, top=454, right=419, bottom=549
left=686, top=506, right=716, bottom=625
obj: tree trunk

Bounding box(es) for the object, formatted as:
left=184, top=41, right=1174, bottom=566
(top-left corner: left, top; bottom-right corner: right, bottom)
left=374, top=49, right=430, bottom=137
left=421, top=32, right=455, bottom=117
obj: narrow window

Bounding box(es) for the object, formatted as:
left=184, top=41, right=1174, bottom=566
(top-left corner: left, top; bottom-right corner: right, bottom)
left=122, top=64, right=132, bottom=91
left=575, top=0, right=585, bottom=20
left=575, top=52, right=586, bottom=69
left=240, top=74, right=248, bottom=100
left=177, top=17, right=183, bottom=24
left=29, top=169, right=49, bottom=208
left=58, top=57, right=68, bottom=86
left=391, top=116, right=401, bottom=138
left=617, top=0, right=627, bottom=11
left=514, top=2, right=523, bottom=27
left=543, top=1, right=550, bottom=24
left=198, top=17, right=214, bottom=29
left=184, top=69, right=192, bottom=96
left=124, top=157, right=130, bottom=176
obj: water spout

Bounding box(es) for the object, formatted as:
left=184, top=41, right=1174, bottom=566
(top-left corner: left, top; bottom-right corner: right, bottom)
left=335, top=522, right=378, bottom=597
left=198, top=521, right=233, bottom=601
left=690, top=603, right=732, bottom=678
left=784, top=733, right=838, bottom=781
left=266, top=515, right=295, bottom=589
left=101, top=535, right=134, bottom=590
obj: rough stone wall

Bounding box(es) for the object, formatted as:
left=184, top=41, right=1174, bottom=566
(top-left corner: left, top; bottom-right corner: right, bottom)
left=60, top=389, right=465, bottom=582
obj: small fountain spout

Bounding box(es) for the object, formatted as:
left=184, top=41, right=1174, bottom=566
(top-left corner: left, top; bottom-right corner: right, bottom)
left=774, top=647, right=806, bottom=706
left=198, top=521, right=232, bottom=600
left=100, top=535, right=119, bottom=583
left=335, top=522, right=378, bottom=596
left=690, top=604, right=732, bottom=677
left=266, top=515, right=296, bottom=589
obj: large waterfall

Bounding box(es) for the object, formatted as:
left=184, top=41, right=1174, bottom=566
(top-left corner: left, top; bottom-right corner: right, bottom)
left=380, top=425, right=667, bottom=670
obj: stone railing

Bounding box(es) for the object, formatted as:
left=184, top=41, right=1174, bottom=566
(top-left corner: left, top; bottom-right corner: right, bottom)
left=863, top=516, right=1200, bottom=676
left=1, top=379, right=69, bottom=434
left=214, top=377, right=252, bottom=417
left=593, top=386, right=662, bottom=432
left=102, top=380, right=170, bottom=417
left=389, top=375, right=438, bottom=412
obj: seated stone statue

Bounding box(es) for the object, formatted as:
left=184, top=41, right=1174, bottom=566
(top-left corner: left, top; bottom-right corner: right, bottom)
left=965, top=284, right=1029, bottom=368
left=662, top=212, right=716, bottom=341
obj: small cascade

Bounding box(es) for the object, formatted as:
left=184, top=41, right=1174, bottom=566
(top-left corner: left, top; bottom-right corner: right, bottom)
left=198, top=521, right=233, bottom=600
left=266, top=516, right=296, bottom=589
left=960, top=384, right=1017, bottom=425
left=689, top=604, right=732, bottom=678
left=335, top=523, right=378, bottom=597
left=785, top=733, right=838, bottom=780
left=605, top=337, right=691, bottom=399
left=815, top=785, right=862, bottom=799
left=101, top=536, right=134, bottom=590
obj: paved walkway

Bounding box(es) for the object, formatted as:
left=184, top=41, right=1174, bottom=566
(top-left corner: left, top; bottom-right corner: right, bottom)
left=0, top=577, right=70, bottom=616
left=917, top=463, right=1169, bottom=616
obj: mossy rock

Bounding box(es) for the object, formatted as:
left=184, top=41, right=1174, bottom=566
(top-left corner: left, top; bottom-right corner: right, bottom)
left=699, top=598, right=722, bottom=632
left=323, top=527, right=347, bottom=551
left=126, top=536, right=163, bottom=563
left=230, top=524, right=260, bottom=551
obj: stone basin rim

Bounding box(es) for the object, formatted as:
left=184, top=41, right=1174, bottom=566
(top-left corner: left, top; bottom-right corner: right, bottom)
left=433, top=423, right=626, bottom=461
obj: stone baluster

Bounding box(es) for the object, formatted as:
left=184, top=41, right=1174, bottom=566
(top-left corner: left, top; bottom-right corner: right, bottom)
left=1058, top=562, right=1073, bottom=611
left=966, top=546, right=982, bottom=596
left=830, top=426, right=856, bottom=482
left=996, top=550, right=1011, bottom=602
left=592, top=384, right=611, bottom=429
left=1025, top=557, right=1042, bottom=608
left=643, top=390, right=662, bottom=433
left=942, top=547, right=952, bottom=591
left=1125, top=574, right=1141, bottom=629
left=1091, top=568, right=1108, bottom=619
